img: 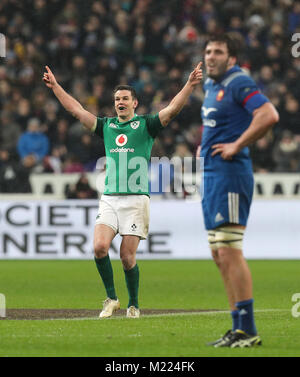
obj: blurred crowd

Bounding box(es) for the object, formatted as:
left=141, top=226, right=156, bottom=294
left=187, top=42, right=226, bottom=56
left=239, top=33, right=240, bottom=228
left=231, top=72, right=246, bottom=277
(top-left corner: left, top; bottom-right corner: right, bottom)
left=1, top=0, right=300, bottom=194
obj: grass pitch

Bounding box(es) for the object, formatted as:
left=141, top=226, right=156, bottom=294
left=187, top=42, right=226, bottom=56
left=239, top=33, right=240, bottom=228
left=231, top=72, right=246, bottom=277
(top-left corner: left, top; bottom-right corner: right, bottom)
left=0, top=260, right=299, bottom=357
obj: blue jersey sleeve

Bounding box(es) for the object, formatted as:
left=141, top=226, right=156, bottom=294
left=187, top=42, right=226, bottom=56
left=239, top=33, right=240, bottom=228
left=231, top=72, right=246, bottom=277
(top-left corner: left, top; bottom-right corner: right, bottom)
left=231, top=76, right=269, bottom=114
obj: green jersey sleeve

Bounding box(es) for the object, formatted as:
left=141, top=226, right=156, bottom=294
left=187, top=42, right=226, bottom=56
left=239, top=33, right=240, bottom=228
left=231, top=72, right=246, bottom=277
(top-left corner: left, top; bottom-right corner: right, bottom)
left=93, top=117, right=106, bottom=138
left=144, top=114, right=164, bottom=138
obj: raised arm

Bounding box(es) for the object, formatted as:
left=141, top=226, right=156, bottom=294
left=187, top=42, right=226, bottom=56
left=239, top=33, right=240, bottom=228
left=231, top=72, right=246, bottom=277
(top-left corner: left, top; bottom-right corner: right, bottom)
left=158, top=62, right=203, bottom=127
left=43, top=66, right=96, bottom=130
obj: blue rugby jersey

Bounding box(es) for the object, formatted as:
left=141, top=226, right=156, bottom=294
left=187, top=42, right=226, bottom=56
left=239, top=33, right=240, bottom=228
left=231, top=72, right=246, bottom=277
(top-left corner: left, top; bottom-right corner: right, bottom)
left=200, top=65, right=269, bottom=175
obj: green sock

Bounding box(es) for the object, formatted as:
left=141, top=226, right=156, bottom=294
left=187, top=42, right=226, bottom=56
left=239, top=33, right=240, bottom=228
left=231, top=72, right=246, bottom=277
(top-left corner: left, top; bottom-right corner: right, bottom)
left=124, top=264, right=139, bottom=308
left=94, top=255, right=117, bottom=300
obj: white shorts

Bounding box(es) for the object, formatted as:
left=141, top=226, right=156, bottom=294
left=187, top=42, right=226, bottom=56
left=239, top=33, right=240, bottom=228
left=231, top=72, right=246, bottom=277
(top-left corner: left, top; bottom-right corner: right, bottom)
left=95, top=195, right=150, bottom=240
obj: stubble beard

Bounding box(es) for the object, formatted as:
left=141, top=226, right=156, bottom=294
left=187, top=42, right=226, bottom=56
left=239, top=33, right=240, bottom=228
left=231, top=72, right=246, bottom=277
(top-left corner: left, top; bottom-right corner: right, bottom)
left=207, top=58, right=230, bottom=81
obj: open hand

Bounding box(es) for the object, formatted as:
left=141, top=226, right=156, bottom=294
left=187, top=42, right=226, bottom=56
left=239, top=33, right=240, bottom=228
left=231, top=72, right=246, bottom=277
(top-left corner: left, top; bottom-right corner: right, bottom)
left=211, top=142, right=240, bottom=160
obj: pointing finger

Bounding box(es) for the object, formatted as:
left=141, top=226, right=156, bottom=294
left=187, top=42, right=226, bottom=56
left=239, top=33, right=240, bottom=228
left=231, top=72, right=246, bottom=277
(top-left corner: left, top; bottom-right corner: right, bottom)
left=196, top=62, right=202, bottom=70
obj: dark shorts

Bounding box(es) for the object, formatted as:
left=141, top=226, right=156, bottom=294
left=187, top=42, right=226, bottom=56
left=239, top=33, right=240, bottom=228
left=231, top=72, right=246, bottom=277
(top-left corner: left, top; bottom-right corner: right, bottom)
left=201, top=173, right=254, bottom=230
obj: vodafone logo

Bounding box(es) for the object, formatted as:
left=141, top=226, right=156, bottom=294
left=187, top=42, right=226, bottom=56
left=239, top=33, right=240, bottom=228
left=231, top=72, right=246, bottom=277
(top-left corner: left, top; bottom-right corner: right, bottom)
left=116, top=134, right=128, bottom=146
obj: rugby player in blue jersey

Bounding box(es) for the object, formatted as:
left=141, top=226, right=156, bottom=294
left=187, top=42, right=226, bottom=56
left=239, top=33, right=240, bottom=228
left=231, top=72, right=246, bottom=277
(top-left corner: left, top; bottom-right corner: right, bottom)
left=200, top=34, right=279, bottom=348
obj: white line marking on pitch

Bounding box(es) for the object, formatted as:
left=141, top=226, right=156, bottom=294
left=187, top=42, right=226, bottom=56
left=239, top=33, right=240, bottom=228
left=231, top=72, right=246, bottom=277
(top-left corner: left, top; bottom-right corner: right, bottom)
left=47, top=308, right=290, bottom=321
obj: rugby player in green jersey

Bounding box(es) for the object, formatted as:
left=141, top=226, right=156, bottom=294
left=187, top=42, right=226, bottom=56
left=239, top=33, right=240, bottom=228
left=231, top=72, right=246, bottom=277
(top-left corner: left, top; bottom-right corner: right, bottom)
left=43, top=63, right=202, bottom=318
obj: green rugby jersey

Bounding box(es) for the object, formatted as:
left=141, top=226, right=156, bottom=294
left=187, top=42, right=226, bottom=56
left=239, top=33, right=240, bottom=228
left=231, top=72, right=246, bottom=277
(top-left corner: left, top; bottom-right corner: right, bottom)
left=93, top=113, right=163, bottom=195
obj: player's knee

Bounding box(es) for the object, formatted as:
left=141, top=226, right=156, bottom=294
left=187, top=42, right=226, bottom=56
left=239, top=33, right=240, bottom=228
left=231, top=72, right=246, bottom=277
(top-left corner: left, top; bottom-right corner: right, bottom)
left=217, top=248, right=233, bottom=271
left=120, top=252, right=135, bottom=270
left=211, top=250, right=221, bottom=268
left=209, top=227, right=245, bottom=271
left=94, top=239, right=110, bottom=258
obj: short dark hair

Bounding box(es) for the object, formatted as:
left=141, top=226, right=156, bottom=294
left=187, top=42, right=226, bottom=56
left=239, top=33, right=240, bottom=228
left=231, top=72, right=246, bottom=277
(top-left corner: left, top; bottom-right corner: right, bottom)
left=204, top=33, right=240, bottom=58
left=113, top=85, right=137, bottom=100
